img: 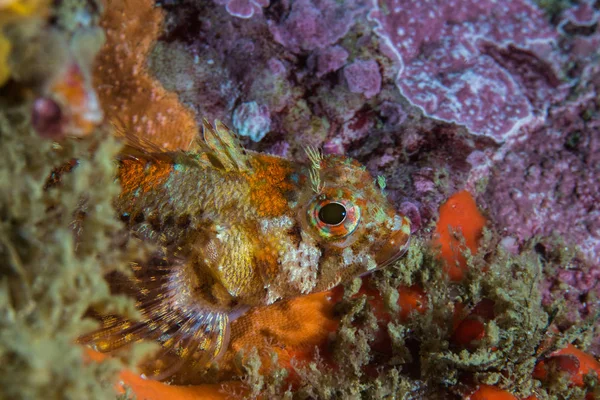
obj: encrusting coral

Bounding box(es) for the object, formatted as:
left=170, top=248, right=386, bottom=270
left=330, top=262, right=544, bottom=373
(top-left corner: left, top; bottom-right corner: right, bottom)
left=94, top=0, right=198, bottom=150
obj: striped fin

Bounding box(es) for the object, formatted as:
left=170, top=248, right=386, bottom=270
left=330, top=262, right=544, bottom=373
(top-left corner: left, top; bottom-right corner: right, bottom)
left=78, top=261, right=230, bottom=380
left=190, top=119, right=251, bottom=172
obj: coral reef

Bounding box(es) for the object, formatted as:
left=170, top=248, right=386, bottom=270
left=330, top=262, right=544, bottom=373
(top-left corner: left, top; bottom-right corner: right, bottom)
left=1, top=0, right=599, bottom=399
left=267, top=0, right=370, bottom=53
left=488, top=96, right=600, bottom=267
left=232, top=100, right=271, bottom=141
left=343, top=59, right=382, bottom=99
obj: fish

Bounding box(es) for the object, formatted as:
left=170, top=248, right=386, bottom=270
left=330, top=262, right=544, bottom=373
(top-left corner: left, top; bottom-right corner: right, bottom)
left=78, top=120, right=411, bottom=379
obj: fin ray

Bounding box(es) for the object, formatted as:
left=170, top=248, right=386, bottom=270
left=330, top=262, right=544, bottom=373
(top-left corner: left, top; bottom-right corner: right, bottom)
left=78, top=261, right=231, bottom=380
left=192, top=119, right=251, bottom=172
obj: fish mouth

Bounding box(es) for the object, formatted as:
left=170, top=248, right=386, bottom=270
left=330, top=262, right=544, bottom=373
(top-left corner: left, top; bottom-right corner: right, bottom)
left=376, top=240, right=410, bottom=269
left=374, top=228, right=411, bottom=269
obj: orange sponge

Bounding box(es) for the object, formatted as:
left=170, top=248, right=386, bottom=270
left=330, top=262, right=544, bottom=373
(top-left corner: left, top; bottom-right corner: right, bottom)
left=467, top=384, right=518, bottom=400
left=435, top=190, right=487, bottom=281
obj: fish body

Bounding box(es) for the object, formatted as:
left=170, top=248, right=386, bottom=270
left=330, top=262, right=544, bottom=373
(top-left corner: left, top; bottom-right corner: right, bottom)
left=81, top=121, right=411, bottom=378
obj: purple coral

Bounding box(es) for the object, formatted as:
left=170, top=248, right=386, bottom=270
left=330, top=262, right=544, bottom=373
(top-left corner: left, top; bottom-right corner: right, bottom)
left=343, top=59, right=382, bottom=99
left=213, top=0, right=269, bottom=19
left=541, top=261, right=600, bottom=353
left=267, top=58, right=286, bottom=75
left=560, top=0, right=600, bottom=28
left=267, top=0, right=369, bottom=53
left=368, top=0, right=564, bottom=141
left=316, top=45, right=349, bottom=77
left=487, top=97, right=600, bottom=264
left=378, top=101, right=407, bottom=127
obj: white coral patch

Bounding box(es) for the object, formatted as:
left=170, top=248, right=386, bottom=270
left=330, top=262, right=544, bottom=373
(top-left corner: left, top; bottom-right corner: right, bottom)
left=265, top=284, right=282, bottom=305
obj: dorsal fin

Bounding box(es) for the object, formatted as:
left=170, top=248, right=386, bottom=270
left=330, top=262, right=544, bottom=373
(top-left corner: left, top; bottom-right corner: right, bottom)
left=189, top=119, right=251, bottom=172
left=110, top=117, right=167, bottom=155
left=111, top=117, right=251, bottom=172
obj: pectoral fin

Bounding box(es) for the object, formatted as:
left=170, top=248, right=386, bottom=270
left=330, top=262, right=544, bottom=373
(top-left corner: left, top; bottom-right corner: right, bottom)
left=78, top=260, right=231, bottom=380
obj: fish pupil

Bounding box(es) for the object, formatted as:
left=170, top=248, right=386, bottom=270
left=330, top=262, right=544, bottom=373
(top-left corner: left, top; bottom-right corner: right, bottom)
left=318, top=202, right=347, bottom=225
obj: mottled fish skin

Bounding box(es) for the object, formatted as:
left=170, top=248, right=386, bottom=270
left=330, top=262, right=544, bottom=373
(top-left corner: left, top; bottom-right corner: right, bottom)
left=79, top=120, right=411, bottom=379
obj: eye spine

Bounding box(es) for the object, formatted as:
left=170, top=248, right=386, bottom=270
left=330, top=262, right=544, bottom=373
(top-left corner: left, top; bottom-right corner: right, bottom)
left=305, top=145, right=324, bottom=194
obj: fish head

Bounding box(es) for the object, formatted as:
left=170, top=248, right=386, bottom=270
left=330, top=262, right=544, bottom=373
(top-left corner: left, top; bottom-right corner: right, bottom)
left=285, top=154, right=411, bottom=294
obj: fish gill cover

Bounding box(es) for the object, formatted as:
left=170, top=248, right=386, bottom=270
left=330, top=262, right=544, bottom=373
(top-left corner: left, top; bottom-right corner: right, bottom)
left=0, top=0, right=599, bottom=399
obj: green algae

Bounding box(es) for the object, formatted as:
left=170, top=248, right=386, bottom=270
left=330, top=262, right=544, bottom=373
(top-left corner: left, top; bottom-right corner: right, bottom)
left=240, top=229, right=598, bottom=399
left=0, top=2, right=148, bottom=398
left=0, top=107, right=138, bottom=400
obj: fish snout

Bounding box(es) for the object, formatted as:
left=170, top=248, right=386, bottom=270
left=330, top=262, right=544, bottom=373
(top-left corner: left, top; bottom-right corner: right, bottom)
left=375, top=219, right=411, bottom=268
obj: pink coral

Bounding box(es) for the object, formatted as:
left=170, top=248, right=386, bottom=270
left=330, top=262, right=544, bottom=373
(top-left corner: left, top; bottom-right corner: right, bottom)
left=541, top=261, right=600, bottom=353
left=560, top=0, right=600, bottom=28
left=368, top=0, right=565, bottom=141
left=487, top=96, right=600, bottom=264
left=343, top=59, right=382, bottom=99
left=316, top=45, right=349, bottom=77
left=267, top=0, right=369, bottom=53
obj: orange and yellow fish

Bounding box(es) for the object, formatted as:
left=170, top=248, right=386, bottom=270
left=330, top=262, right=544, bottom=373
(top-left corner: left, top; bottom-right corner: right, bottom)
left=79, top=120, right=411, bottom=379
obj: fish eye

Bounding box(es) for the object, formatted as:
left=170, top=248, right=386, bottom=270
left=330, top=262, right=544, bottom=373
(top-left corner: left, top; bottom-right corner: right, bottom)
left=307, top=195, right=361, bottom=240
left=318, top=202, right=346, bottom=225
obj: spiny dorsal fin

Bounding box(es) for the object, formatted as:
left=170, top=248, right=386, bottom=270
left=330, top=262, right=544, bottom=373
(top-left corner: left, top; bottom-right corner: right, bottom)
left=111, top=117, right=168, bottom=154
left=190, top=119, right=251, bottom=172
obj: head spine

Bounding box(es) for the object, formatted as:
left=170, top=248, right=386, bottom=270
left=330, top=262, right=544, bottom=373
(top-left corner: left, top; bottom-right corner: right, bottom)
left=305, top=146, right=324, bottom=193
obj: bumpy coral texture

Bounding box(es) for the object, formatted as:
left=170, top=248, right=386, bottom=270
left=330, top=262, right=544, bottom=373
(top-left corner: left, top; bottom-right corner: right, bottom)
left=267, top=0, right=369, bottom=53
left=95, top=0, right=198, bottom=150
left=232, top=100, right=271, bottom=141
left=368, top=0, right=565, bottom=141
left=343, top=59, right=382, bottom=99
left=488, top=99, right=600, bottom=264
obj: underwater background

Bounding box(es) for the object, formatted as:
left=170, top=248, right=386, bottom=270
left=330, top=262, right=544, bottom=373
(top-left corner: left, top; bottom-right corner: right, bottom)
left=0, top=0, right=599, bottom=399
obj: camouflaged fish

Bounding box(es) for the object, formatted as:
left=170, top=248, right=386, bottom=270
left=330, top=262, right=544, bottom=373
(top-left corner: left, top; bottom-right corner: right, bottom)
left=79, top=120, right=411, bottom=379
